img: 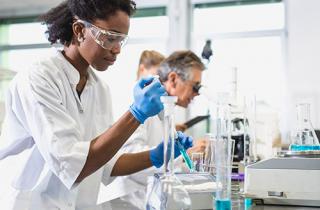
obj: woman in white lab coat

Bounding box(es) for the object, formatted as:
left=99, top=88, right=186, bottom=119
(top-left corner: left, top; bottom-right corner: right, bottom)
left=0, top=0, right=193, bottom=209
left=108, top=50, right=207, bottom=209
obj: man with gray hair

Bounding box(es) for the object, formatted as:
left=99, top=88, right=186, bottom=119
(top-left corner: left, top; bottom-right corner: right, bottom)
left=158, top=50, right=205, bottom=108
left=104, top=50, right=206, bottom=209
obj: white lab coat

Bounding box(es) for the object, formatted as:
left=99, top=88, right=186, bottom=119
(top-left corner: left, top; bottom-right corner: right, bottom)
left=0, top=50, right=121, bottom=210
left=102, top=116, right=185, bottom=209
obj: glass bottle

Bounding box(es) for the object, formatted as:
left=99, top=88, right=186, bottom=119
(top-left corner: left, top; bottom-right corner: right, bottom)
left=146, top=96, right=191, bottom=210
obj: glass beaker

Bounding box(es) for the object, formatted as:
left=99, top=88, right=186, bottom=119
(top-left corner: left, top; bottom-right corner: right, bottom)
left=290, top=103, right=320, bottom=151
left=146, top=96, right=191, bottom=210
left=203, top=134, right=216, bottom=174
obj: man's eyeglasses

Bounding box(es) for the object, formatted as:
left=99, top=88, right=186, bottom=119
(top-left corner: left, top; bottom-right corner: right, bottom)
left=76, top=20, right=129, bottom=50
left=191, top=82, right=202, bottom=94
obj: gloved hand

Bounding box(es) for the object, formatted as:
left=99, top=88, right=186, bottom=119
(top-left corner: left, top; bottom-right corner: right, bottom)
left=150, top=131, right=193, bottom=168
left=129, top=76, right=166, bottom=124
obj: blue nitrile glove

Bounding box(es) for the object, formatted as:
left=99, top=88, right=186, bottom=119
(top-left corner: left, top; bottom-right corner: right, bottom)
left=150, top=131, right=193, bottom=168
left=129, top=76, right=166, bottom=124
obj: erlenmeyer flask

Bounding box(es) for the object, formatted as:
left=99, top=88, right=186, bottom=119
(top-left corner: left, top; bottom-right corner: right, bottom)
left=146, top=96, right=191, bottom=210
left=290, top=103, right=320, bottom=151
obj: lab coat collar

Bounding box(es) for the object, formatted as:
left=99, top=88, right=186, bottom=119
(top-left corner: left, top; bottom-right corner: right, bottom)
left=55, top=50, right=98, bottom=86
left=87, top=67, right=98, bottom=87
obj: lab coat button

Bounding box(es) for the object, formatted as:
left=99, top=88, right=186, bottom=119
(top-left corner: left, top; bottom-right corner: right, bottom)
left=79, top=109, right=84, bottom=113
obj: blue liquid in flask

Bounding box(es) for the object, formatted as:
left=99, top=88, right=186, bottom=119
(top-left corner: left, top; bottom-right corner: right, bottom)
left=290, top=144, right=320, bottom=151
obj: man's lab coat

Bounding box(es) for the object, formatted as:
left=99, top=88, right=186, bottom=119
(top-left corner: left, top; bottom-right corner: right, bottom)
left=0, top=50, right=121, bottom=210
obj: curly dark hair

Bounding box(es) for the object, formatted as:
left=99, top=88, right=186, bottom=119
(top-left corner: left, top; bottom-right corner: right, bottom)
left=39, top=0, right=136, bottom=46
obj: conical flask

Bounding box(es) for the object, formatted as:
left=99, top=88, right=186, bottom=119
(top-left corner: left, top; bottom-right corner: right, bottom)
left=290, top=103, right=320, bottom=151
left=146, top=96, right=191, bottom=210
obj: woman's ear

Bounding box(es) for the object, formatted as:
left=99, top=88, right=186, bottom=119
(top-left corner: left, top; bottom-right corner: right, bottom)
left=73, top=22, right=85, bottom=43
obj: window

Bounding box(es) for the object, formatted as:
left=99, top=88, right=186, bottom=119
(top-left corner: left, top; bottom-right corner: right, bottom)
left=7, top=22, right=48, bottom=45
left=193, top=2, right=284, bottom=34
left=0, top=21, right=51, bottom=71
left=190, top=1, right=285, bottom=137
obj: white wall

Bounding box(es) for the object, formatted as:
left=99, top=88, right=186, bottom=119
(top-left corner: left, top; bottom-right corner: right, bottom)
left=285, top=0, right=320, bottom=131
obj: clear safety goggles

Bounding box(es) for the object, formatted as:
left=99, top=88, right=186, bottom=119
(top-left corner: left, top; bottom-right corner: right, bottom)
left=77, top=20, right=129, bottom=50
left=192, top=82, right=202, bottom=94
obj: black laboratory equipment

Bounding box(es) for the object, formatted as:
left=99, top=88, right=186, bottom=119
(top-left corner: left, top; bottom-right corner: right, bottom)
left=201, top=39, right=213, bottom=63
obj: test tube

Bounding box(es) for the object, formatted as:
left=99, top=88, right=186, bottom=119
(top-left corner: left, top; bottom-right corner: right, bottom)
left=176, top=138, right=195, bottom=171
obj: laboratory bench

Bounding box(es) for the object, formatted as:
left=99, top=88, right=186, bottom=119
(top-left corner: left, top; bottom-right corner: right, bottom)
left=107, top=198, right=320, bottom=210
